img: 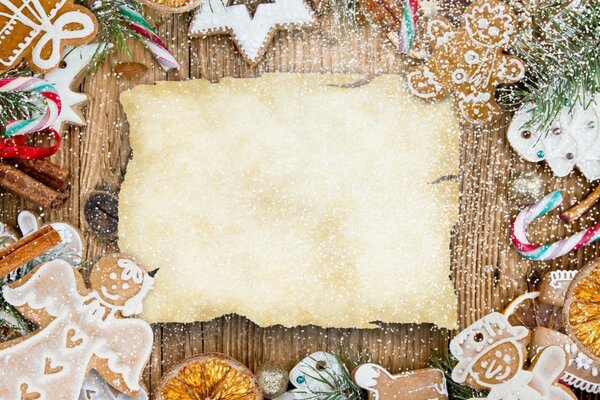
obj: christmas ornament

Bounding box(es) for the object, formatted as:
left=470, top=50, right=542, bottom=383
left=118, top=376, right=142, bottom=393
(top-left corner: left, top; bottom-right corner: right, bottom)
left=256, top=363, right=288, bottom=399
left=140, top=0, right=201, bottom=13
left=507, top=171, right=545, bottom=206
left=450, top=312, right=576, bottom=399
left=43, top=43, right=111, bottom=132
left=354, top=364, right=448, bottom=400
left=80, top=369, right=148, bottom=400
left=0, top=0, right=98, bottom=73
left=276, top=352, right=362, bottom=399
left=564, top=257, right=600, bottom=361
left=0, top=254, right=155, bottom=398
left=507, top=98, right=600, bottom=181
left=189, top=0, right=314, bottom=65
left=156, top=353, right=263, bottom=400
left=511, top=191, right=600, bottom=261
left=406, top=0, right=525, bottom=125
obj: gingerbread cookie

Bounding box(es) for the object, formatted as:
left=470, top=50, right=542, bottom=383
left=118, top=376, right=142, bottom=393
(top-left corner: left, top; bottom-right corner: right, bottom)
left=451, top=312, right=576, bottom=399
left=0, top=253, right=156, bottom=398
left=354, top=364, right=448, bottom=400
left=539, top=270, right=578, bottom=307
left=406, top=0, right=525, bottom=125
left=532, top=327, right=600, bottom=394
left=0, top=0, right=98, bottom=73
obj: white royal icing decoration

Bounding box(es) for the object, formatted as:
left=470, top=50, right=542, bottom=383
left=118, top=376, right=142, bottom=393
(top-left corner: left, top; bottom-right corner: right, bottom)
left=0, top=0, right=96, bottom=71
left=80, top=369, right=148, bottom=400
left=274, top=352, right=345, bottom=400
left=43, top=43, right=112, bottom=131
left=0, top=259, right=153, bottom=399
left=508, top=97, right=600, bottom=181
left=549, top=270, right=578, bottom=290
left=189, top=0, right=314, bottom=63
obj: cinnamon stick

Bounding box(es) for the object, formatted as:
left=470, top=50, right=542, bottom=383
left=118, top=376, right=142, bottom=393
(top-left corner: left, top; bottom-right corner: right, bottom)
left=9, top=159, right=70, bottom=192
left=0, top=164, right=67, bottom=208
left=0, top=225, right=61, bottom=279
left=561, top=185, right=600, bottom=223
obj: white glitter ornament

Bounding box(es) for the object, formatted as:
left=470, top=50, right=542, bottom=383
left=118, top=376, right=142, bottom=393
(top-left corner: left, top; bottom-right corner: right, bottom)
left=508, top=171, right=545, bottom=206
left=189, top=0, right=314, bottom=64
left=256, top=362, right=289, bottom=398
left=508, top=97, right=600, bottom=181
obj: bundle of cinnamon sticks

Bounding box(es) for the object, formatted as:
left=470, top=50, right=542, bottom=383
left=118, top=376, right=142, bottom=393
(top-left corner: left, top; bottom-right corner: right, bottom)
left=0, top=160, right=69, bottom=208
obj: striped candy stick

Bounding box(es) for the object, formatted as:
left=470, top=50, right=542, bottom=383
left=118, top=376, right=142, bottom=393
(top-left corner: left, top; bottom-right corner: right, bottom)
left=0, top=77, right=61, bottom=137
left=117, top=1, right=180, bottom=72
left=398, top=0, right=419, bottom=54
left=511, top=191, right=600, bottom=261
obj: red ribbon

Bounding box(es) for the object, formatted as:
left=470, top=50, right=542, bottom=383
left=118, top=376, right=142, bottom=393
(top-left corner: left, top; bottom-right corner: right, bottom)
left=0, top=128, right=61, bottom=160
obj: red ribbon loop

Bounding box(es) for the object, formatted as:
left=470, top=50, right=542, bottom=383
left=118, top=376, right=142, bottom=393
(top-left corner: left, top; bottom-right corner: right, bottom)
left=0, top=129, right=61, bottom=160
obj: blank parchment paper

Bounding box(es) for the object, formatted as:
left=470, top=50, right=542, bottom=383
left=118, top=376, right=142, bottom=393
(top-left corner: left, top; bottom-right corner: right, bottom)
left=119, top=74, right=459, bottom=329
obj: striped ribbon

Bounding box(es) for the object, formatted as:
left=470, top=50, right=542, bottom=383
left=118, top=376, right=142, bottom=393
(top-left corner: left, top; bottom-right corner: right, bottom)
left=511, top=191, right=600, bottom=261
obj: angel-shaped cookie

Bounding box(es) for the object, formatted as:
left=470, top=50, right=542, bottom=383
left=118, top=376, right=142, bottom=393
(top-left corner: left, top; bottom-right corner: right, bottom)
left=0, top=254, right=156, bottom=399
left=406, top=0, right=525, bottom=125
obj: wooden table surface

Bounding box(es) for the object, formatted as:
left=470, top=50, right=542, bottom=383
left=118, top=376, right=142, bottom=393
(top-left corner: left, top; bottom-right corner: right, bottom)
left=1, top=1, right=599, bottom=398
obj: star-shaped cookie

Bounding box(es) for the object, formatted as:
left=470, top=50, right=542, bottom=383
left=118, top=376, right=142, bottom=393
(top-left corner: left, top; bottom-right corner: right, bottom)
left=189, top=0, right=314, bottom=64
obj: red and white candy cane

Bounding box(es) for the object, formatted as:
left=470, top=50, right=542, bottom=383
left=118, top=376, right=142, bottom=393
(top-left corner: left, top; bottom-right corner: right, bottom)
left=511, top=191, right=600, bottom=261
left=0, top=77, right=62, bottom=160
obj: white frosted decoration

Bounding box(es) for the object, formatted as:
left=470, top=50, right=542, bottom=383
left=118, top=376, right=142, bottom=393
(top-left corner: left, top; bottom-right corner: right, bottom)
left=0, top=259, right=153, bottom=399
left=43, top=43, right=112, bottom=132
left=17, top=210, right=84, bottom=266
left=275, top=352, right=344, bottom=400
left=0, top=0, right=97, bottom=71
left=80, top=369, right=148, bottom=400
left=507, top=98, right=600, bottom=181
left=189, top=0, right=314, bottom=63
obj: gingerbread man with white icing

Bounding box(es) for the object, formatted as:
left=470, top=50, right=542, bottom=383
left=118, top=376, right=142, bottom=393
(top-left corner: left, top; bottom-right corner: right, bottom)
left=451, top=312, right=576, bottom=400
left=0, top=253, right=156, bottom=399
left=406, top=0, right=525, bottom=125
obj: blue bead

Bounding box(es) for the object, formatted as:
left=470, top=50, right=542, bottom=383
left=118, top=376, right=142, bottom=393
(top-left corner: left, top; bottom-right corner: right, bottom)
left=537, top=150, right=545, bottom=158
left=563, top=98, right=572, bottom=107
left=296, top=376, right=305, bottom=384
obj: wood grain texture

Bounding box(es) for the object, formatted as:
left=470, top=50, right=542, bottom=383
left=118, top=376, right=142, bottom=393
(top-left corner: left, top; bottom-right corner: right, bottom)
left=0, top=2, right=599, bottom=398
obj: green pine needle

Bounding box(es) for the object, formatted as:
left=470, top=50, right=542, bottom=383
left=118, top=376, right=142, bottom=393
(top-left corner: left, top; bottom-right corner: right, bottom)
left=499, top=0, right=600, bottom=132
left=76, top=0, right=148, bottom=72
left=0, top=68, right=41, bottom=126
left=430, top=351, right=488, bottom=400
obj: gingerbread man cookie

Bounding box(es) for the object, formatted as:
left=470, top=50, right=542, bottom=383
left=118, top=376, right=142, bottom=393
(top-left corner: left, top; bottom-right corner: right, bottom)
left=0, top=253, right=156, bottom=399
left=0, top=0, right=98, bottom=73
left=406, top=0, right=525, bottom=125
left=354, top=364, right=448, bottom=400
left=451, top=312, right=576, bottom=400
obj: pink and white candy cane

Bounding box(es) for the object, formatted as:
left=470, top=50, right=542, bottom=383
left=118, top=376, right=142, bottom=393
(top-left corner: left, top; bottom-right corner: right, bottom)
left=0, top=77, right=61, bottom=137
left=511, top=191, right=600, bottom=261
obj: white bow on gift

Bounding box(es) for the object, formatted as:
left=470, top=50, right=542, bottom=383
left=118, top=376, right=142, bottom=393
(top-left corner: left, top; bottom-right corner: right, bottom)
left=0, top=0, right=97, bottom=71
left=275, top=352, right=346, bottom=400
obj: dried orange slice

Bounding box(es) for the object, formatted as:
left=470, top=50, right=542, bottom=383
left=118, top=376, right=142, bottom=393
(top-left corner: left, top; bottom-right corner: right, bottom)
left=156, top=353, right=264, bottom=400
left=140, top=0, right=202, bottom=13
left=565, top=258, right=600, bottom=361
left=503, top=291, right=564, bottom=332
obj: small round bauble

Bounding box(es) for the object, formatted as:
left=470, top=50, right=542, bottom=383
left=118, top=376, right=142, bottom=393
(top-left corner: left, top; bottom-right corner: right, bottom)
left=256, top=362, right=288, bottom=398
left=156, top=352, right=263, bottom=400
left=508, top=171, right=545, bottom=206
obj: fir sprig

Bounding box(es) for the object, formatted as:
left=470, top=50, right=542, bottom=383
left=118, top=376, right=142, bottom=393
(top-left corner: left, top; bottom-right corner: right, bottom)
left=77, top=0, right=147, bottom=71
left=295, top=353, right=367, bottom=400
left=0, top=68, right=41, bottom=126
left=430, top=351, right=488, bottom=400
left=499, top=0, right=600, bottom=132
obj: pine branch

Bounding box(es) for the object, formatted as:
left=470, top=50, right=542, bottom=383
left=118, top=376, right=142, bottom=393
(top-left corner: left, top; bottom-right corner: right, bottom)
left=430, top=351, right=488, bottom=400
left=499, top=0, right=600, bottom=132
left=78, top=0, right=148, bottom=71
left=0, top=69, right=41, bottom=126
